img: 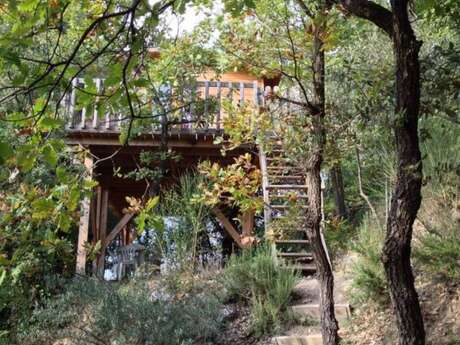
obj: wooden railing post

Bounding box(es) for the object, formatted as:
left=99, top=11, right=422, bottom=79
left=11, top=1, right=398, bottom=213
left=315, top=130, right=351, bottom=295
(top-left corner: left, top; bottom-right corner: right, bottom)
left=92, top=78, right=102, bottom=129
left=67, top=79, right=77, bottom=129
left=76, top=154, right=93, bottom=276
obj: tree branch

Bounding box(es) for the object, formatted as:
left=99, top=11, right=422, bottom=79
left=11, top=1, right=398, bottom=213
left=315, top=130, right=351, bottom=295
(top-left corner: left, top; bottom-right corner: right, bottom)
left=334, top=0, right=394, bottom=37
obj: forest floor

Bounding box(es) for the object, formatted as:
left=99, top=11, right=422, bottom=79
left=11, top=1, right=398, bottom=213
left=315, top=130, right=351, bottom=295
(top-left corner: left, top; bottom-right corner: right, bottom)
left=219, top=264, right=459, bottom=345
left=341, top=273, right=460, bottom=345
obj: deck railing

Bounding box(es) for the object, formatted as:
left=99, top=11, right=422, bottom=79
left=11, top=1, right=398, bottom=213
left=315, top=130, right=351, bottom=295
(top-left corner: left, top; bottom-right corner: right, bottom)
left=62, top=78, right=271, bottom=133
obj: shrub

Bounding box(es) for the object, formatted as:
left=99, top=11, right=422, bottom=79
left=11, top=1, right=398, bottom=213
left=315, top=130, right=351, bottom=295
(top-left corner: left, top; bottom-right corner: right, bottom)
left=221, top=243, right=299, bottom=335
left=324, top=217, right=355, bottom=261
left=349, top=216, right=388, bottom=305
left=414, top=231, right=460, bottom=281
left=414, top=176, right=460, bottom=282
left=137, top=173, right=218, bottom=272
left=18, top=276, right=222, bottom=345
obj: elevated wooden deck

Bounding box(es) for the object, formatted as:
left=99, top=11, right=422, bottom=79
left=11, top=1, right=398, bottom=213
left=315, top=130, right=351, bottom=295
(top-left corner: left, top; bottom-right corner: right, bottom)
left=63, top=72, right=270, bottom=147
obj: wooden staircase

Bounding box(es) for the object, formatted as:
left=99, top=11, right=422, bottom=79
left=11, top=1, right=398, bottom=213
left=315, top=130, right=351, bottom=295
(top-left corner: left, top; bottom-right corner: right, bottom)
left=259, top=144, right=316, bottom=274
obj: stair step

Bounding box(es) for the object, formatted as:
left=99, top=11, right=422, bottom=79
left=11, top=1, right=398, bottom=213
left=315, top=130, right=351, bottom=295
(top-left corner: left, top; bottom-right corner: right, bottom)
left=270, top=195, right=308, bottom=199
left=271, top=205, right=308, bottom=210
left=273, top=335, right=322, bottom=345
left=267, top=166, right=303, bottom=170
left=266, top=157, right=292, bottom=163
left=290, top=304, right=351, bottom=322
left=290, top=264, right=316, bottom=272
left=278, top=252, right=313, bottom=258
left=275, top=240, right=310, bottom=245
left=267, top=184, right=308, bottom=190
left=272, top=215, right=307, bottom=221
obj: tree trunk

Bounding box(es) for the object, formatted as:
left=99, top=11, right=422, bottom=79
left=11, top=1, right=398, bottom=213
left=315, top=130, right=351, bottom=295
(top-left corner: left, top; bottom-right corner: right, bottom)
left=305, top=166, right=339, bottom=345
left=335, top=1, right=426, bottom=343
left=303, top=18, right=339, bottom=345
left=330, top=163, right=347, bottom=219
left=382, top=2, right=425, bottom=344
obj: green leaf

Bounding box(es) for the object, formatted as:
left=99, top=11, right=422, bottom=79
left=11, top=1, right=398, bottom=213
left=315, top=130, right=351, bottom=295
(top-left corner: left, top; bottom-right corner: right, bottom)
left=31, top=199, right=55, bottom=220
left=18, top=0, right=41, bottom=12
left=83, top=179, right=98, bottom=190
left=16, top=146, right=36, bottom=172
left=105, top=63, right=122, bottom=86
left=136, top=212, right=147, bottom=233
left=58, top=213, right=72, bottom=232
left=56, top=166, right=70, bottom=183
left=145, top=196, right=160, bottom=211
left=39, top=117, right=63, bottom=130
left=0, top=141, right=13, bottom=164
left=42, top=145, right=58, bottom=167
left=68, top=187, right=81, bottom=211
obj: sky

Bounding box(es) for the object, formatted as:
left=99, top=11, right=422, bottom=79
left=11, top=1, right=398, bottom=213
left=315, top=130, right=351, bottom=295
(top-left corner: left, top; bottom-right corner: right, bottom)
left=163, top=2, right=223, bottom=36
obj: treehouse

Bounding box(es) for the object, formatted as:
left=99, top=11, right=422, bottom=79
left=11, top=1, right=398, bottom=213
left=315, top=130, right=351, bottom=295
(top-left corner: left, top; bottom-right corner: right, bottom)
left=65, top=66, right=315, bottom=278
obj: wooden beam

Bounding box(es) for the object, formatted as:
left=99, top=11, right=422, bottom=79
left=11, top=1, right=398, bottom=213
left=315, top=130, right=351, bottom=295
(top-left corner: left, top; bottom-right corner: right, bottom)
left=212, top=207, right=244, bottom=248
left=96, top=212, right=133, bottom=275
left=76, top=155, right=93, bottom=276
left=101, top=213, right=134, bottom=250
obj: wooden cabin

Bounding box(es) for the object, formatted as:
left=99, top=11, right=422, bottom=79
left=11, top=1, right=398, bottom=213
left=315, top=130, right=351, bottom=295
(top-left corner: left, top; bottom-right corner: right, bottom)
left=66, top=69, right=273, bottom=277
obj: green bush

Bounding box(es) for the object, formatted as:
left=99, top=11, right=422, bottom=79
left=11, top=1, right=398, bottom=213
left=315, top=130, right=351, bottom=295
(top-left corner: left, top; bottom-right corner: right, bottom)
left=414, top=231, right=460, bottom=281
left=138, top=173, right=216, bottom=272
left=221, top=243, right=299, bottom=335
left=18, top=276, right=222, bottom=345
left=324, top=218, right=355, bottom=261
left=349, top=216, right=388, bottom=304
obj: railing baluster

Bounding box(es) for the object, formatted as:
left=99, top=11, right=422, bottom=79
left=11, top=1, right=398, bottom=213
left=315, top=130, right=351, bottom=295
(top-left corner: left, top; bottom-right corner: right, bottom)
left=92, top=78, right=101, bottom=129
left=77, top=79, right=86, bottom=129
left=68, top=79, right=77, bottom=129
left=189, top=83, right=196, bottom=130
left=228, top=82, right=233, bottom=101
left=118, top=113, right=123, bottom=130
left=80, top=106, right=86, bottom=129
left=239, top=81, right=244, bottom=105
left=253, top=81, right=258, bottom=106
left=105, top=110, right=111, bottom=130
left=216, top=80, right=221, bottom=130
left=204, top=80, right=209, bottom=119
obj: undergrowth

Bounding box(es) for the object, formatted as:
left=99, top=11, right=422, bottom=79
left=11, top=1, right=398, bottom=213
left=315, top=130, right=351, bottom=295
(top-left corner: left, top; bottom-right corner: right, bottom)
left=18, top=276, right=222, bottom=345
left=348, top=216, right=388, bottom=305
left=221, top=243, right=300, bottom=336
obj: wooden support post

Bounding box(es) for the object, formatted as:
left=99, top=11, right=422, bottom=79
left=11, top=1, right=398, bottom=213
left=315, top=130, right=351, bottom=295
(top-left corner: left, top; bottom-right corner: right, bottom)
left=241, top=209, right=256, bottom=248
left=95, top=186, right=102, bottom=241
left=76, top=155, right=93, bottom=276
left=96, top=189, right=109, bottom=277
left=241, top=210, right=255, bottom=236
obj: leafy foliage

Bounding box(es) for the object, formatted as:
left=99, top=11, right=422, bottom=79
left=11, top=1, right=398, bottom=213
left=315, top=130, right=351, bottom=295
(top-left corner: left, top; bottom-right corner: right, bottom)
left=415, top=232, right=460, bottom=281
left=135, top=173, right=215, bottom=271
left=221, top=244, right=299, bottom=335
left=349, top=216, right=388, bottom=305
left=19, top=276, right=222, bottom=345
left=196, top=153, right=263, bottom=213
left=0, top=124, right=95, bottom=341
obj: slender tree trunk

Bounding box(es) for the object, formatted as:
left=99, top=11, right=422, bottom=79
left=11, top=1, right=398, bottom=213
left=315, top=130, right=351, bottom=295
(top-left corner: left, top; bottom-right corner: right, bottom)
left=382, top=2, right=425, bottom=344
left=335, top=1, right=426, bottom=343
left=330, top=163, right=347, bottom=219
left=304, top=18, right=339, bottom=345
